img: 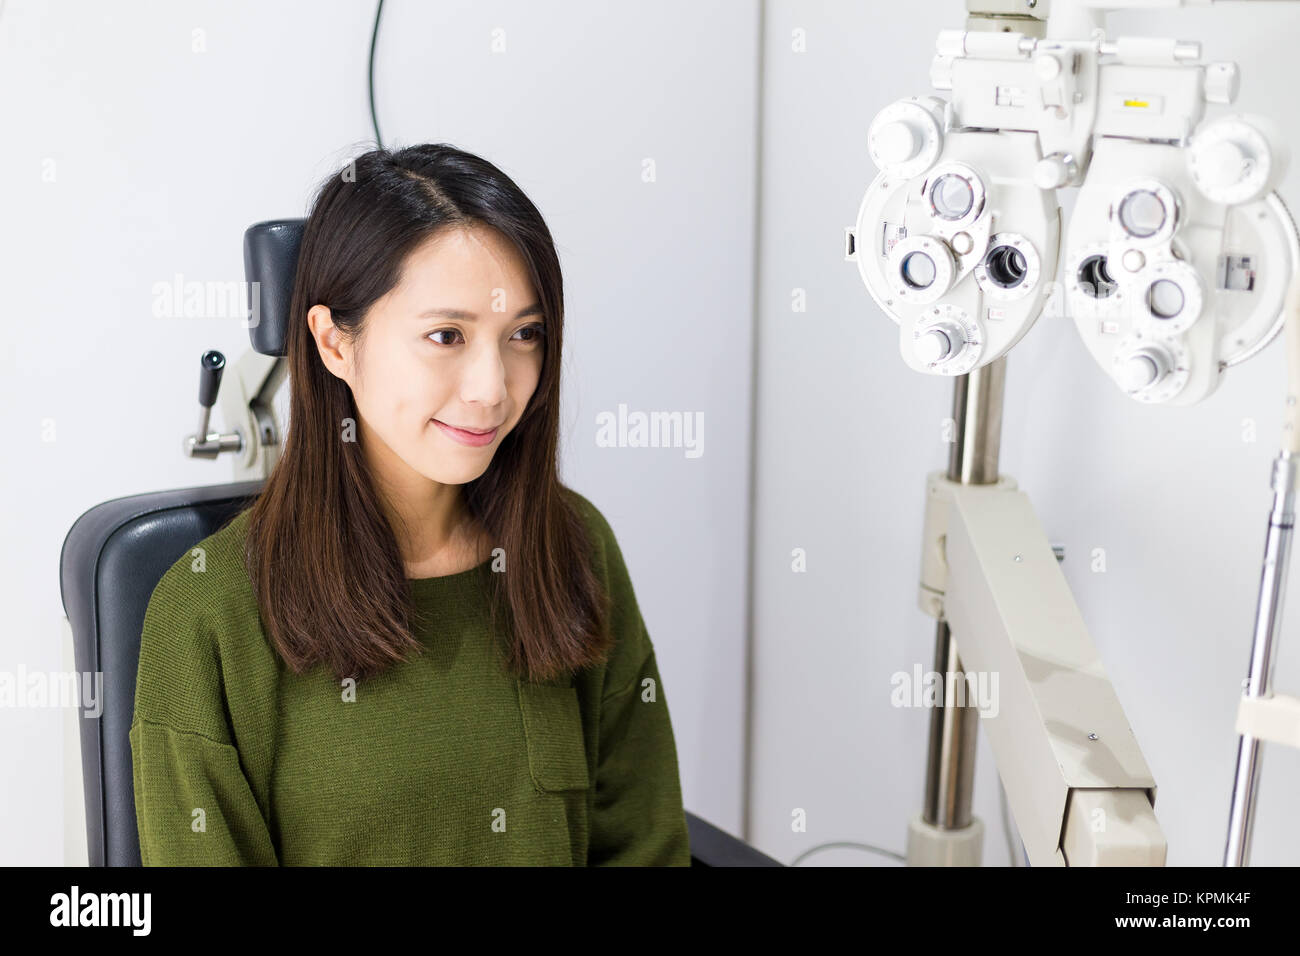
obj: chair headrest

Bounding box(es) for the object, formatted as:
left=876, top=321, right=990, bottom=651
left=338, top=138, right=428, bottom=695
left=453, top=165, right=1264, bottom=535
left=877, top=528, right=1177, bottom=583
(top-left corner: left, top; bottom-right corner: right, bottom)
left=243, top=219, right=305, bottom=357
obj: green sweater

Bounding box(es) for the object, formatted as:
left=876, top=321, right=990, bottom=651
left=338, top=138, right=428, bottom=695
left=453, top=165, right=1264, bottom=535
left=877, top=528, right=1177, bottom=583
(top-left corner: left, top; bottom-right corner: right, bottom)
left=128, top=490, right=691, bottom=866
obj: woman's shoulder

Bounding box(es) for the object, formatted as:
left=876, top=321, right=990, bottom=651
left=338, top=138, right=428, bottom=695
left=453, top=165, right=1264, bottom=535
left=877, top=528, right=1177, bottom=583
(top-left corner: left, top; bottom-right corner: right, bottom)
left=559, top=487, right=655, bottom=682
left=560, top=486, right=621, bottom=567
left=134, top=506, right=260, bottom=738
left=141, top=506, right=258, bottom=645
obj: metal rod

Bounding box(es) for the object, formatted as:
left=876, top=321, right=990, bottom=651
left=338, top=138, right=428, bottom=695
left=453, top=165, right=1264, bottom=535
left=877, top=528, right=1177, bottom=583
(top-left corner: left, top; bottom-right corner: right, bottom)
left=1224, top=450, right=1296, bottom=866
left=923, top=355, right=1007, bottom=828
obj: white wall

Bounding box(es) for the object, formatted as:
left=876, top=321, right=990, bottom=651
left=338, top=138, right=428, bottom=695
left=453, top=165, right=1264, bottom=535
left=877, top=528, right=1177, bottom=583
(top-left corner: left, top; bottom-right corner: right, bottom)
left=750, top=0, right=1300, bottom=865
left=0, top=0, right=756, bottom=864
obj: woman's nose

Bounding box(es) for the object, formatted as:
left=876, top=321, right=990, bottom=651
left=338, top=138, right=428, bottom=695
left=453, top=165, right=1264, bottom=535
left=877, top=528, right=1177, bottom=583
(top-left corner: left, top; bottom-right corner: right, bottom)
left=460, top=345, right=509, bottom=405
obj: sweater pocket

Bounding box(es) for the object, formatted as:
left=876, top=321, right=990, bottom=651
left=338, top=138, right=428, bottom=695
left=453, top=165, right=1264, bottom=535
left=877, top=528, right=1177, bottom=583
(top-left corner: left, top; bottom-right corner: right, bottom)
left=517, top=680, right=591, bottom=792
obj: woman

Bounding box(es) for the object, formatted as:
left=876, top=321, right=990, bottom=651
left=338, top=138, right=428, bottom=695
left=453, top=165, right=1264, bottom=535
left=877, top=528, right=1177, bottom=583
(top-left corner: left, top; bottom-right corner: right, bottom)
left=129, top=143, right=691, bottom=866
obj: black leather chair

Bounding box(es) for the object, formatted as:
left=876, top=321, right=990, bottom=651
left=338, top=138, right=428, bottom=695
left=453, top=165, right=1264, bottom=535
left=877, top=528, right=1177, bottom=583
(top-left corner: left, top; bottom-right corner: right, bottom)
left=58, top=218, right=781, bottom=868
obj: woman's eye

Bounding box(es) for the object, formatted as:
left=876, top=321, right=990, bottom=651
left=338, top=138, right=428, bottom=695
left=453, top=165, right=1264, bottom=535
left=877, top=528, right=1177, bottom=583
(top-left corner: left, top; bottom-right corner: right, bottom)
left=428, top=324, right=543, bottom=347
left=427, top=329, right=463, bottom=346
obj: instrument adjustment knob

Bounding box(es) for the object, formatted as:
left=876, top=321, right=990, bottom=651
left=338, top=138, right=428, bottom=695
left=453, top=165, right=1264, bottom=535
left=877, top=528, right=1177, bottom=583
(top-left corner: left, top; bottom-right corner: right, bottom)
left=915, top=322, right=964, bottom=364
left=1118, top=347, right=1170, bottom=391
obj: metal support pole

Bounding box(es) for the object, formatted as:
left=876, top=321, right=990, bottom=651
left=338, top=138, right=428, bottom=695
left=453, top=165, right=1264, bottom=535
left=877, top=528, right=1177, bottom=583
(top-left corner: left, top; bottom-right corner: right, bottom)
left=922, top=355, right=1006, bottom=829
left=1224, top=450, right=1296, bottom=866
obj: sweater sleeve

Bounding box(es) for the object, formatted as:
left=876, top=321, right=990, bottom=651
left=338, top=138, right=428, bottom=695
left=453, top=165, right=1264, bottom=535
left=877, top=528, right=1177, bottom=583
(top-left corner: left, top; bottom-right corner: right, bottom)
left=129, top=718, right=279, bottom=865
left=129, top=561, right=279, bottom=866
left=576, top=495, right=691, bottom=866
left=588, top=646, right=692, bottom=866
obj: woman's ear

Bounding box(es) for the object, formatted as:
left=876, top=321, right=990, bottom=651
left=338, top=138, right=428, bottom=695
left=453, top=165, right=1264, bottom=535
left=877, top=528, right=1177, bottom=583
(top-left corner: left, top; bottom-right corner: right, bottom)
left=307, top=304, right=352, bottom=384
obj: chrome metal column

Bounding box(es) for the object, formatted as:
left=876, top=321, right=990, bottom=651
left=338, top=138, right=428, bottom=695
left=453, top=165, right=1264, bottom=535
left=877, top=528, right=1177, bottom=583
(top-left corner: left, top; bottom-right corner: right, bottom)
left=1224, top=450, right=1296, bottom=866
left=923, top=356, right=1006, bottom=829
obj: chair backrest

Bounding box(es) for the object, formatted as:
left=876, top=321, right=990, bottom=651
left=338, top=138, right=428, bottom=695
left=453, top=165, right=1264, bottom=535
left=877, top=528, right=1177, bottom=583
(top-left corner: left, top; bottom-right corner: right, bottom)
left=59, top=217, right=778, bottom=867
left=60, top=483, right=264, bottom=865
left=58, top=219, right=303, bottom=866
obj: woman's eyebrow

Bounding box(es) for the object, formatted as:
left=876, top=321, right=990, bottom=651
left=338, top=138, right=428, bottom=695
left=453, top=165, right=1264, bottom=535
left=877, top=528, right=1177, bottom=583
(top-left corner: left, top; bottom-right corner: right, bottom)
left=416, top=303, right=544, bottom=320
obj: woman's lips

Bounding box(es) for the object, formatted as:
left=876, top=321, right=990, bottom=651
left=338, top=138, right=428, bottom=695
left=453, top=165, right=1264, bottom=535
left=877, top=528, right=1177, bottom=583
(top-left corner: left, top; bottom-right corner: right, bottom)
left=433, top=419, right=498, bottom=446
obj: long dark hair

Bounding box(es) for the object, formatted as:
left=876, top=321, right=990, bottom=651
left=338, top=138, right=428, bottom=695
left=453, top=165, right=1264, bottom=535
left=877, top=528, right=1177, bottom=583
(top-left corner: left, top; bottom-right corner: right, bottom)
left=244, top=143, right=611, bottom=684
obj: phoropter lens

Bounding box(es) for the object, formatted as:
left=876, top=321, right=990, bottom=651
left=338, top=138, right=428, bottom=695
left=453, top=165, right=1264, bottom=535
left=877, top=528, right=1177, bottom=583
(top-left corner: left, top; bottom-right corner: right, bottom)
left=1147, top=278, right=1185, bottom=319
left=931, top=174, right=975, bottom=221
left=900, top=251, right=937, bottom=289
left=1077, top=254, right=1117, bottom=299
left=984, top=245, right=1027, bottom=289
left=1118, top=189, right=1166, bottom=238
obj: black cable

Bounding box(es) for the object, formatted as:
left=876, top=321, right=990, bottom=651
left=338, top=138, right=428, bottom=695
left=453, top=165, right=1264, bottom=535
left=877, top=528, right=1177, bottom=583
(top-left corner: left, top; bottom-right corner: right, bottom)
left=368, top=0, right=385, bottom=149
left=788, top=841, right=904, bottom=866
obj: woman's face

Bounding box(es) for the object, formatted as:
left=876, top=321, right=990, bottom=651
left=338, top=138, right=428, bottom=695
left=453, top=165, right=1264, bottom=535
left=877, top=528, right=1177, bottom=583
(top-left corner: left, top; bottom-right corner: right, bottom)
left=311, top=224, right=545, bottom=496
